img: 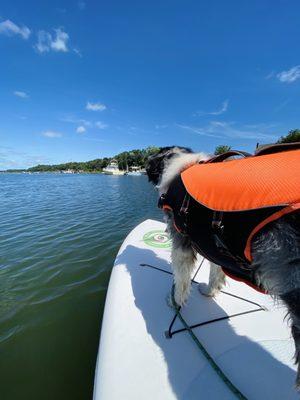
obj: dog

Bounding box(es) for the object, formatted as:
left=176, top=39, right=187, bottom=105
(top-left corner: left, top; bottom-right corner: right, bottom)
left=146, top=145, right=300, bottom=388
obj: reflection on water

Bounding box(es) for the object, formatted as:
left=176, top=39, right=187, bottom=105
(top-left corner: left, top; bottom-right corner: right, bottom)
left=0, top=173, right=161, bottom=400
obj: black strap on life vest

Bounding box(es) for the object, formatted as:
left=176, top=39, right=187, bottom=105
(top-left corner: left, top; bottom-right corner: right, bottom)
left=158, top=174, right=262, bottom=288
left=255, top=141, right=300, bottom=156
left=201, top=150, right=252, bottom=255
left=207, top=150, right=252, bottom=164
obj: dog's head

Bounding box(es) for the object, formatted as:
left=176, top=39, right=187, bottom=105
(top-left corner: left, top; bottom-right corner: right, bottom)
left=146, top=146, right=193, bottom=186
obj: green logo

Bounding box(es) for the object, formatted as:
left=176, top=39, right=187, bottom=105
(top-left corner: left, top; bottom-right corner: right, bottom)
left=143, top=230, right=172, bottom=249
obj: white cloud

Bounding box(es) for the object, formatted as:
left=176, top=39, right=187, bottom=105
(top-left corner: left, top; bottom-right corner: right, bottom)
left=273, top=99, right=290, bottom=112
left=0, top=19, right=31, bottom=39
left=42, top=131, right=62, bottom=138
left=95, top=121, right=108, bottom=129
left=78, top=1, right=86, bottom=10
left=86, top=101, right=107, bottom=111
left=35, top=31, right=51, bottom=53
left=76, top=125, right=86, bottom=133
left=51, top=29, right=69, bottom=52
left=14, top=91, right=29, bottom=98
left=176, top=124, right=221, bottom=138
left=62, top=116, right=108, bottom=130
left=61, top=116, right=92, bottom=127
left=277, top=66, right=300, bottom=83
left=73, top=47, right=82, bottom=57
left=0, top=145, right=51, bottom=169
left=177, top=121, right=278, bottom=141
left=210, top=100, right=229, bottom=115
left=81, top=119, right=92, bottom=127
left=195, top=100, right=229, bottom=116
left=35, top=28, right=69, bottom=53
left=155, top=124, right=168, bottom=129
left=265, top=71, right=275, bottom=80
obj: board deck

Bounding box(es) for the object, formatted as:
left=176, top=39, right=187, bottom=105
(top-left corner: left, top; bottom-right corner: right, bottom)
left=94, top=219, right=298, bottom=400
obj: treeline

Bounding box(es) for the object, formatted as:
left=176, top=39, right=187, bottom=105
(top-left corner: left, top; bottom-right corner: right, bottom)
left=115, top=148, right=160, bottom=170
left=6, top=129, right=300, bottom=172
left=27, top=146, right=160, bottom=172
left=214, top=129, right=300, bottom=155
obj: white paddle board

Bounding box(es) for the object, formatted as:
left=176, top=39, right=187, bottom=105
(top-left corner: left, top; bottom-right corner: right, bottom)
left=94, top=219, right=297, bottom=399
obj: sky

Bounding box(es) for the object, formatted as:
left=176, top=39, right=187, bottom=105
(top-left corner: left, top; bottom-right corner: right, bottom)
left=1, top=0, right=300, bottom=169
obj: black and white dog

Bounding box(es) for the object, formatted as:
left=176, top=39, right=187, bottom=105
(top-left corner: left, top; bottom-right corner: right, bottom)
left=146, top=146, right=300, bottom=388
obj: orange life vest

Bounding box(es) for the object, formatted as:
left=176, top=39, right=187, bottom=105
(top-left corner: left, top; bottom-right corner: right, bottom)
left=159, top=143, right=300, bottom=292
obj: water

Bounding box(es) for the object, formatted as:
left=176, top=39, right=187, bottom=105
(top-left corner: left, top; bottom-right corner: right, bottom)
left=0, top=173, right=162, bottom=400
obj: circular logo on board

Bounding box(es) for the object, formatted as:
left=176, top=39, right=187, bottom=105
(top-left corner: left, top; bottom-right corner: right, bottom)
left=143, top=230, right=172, bottom=249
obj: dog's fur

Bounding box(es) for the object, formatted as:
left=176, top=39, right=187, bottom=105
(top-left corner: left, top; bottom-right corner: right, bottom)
left=146, top=146, right=300, bottom=388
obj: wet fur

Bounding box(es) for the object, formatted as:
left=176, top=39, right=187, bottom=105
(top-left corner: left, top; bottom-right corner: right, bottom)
left=146, top=146, right=300, bottom=389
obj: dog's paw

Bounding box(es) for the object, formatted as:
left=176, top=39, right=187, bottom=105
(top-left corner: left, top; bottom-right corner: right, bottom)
left=166, top=293, right=183, bottom=309
left=174, top=290, right=188, bottom=307
left=198, top=283, right=216, bottom=297
left=166, top=288, right=188, bottom=308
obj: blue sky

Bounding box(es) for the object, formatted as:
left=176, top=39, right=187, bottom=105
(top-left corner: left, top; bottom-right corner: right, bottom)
left=1, top=1, right=300, bottom=169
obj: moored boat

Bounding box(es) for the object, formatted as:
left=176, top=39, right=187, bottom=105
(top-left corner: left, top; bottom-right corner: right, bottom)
left=102, top=160, right=125, bottom=175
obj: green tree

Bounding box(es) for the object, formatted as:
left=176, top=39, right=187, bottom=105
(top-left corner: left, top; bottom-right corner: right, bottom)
left=277, top=129, right=300, bottom=144
left=144, top=146, right=160, bottom=157
left=24, top=146, right=161, bottom=173
left=214, top=145, right=231, bottom=155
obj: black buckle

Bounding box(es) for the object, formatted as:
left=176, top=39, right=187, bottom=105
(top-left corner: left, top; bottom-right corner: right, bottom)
left=179, top=193, right=191, bottom=232
left=212, top=211, right=224, bottom=234
left=158, top=193, right=166, bottom=209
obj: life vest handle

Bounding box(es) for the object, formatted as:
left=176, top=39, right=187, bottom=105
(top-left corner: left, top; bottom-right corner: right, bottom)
left=207, top=150, right=252, bottom=164
left=255, top=141, right=300, bottom=156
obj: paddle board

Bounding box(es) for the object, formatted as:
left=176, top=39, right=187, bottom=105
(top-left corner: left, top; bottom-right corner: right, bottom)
left=94, top=219, right=297, bottom=399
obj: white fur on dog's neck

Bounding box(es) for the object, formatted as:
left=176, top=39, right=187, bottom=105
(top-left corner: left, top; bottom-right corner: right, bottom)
left=158, top=152, right=209, bottom=195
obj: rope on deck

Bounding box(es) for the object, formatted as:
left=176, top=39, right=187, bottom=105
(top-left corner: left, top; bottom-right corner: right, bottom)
left=170, top=284, right=248, bottom=400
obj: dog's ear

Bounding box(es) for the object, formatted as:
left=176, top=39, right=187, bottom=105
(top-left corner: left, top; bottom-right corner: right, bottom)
left=146, top=146, right=193, bottom=185
left=146, top=149, right=167, bottom=185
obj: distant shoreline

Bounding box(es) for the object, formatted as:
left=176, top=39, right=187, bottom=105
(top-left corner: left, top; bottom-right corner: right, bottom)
left=0, top=170, right=104, bottom=174
left=1, top=146, right=159, bottom=174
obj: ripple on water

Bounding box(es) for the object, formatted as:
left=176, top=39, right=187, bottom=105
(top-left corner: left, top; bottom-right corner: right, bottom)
left=0, top=173, right=161, bottom=400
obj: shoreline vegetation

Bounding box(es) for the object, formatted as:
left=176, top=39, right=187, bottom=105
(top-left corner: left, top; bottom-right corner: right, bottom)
left=1, top=130, right=299, bottom=173
left=1, top=146, right=161, bottom=174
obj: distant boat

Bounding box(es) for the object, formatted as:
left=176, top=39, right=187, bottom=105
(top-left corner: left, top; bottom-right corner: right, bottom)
left=126, top=166, right=142, bottom=176
left=126, top=171, right=142, bottom=176
left=102, top=160, right=125, bottom=175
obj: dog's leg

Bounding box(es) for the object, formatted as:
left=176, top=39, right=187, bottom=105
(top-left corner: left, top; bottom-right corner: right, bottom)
left=170, top=228, right=196, bottom=307
left=252, top=213, right=300, bottom=389
left=198, top=262, right=226, bottom=297
left=281, top=290, right=300, bottom=389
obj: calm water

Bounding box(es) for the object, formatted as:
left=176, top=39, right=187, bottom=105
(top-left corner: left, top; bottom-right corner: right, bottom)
left=0, top=173, right=161, bottom=400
